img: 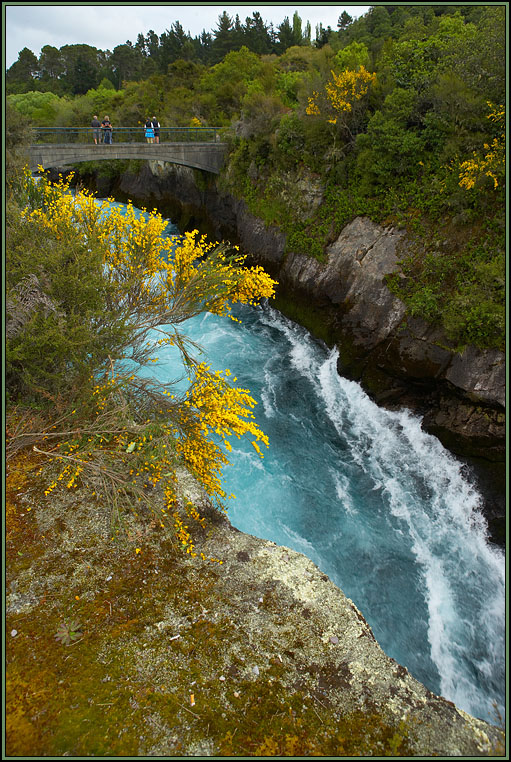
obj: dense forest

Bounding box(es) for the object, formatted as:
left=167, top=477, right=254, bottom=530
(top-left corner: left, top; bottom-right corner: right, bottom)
left=7, top=4, right=506, bottom=351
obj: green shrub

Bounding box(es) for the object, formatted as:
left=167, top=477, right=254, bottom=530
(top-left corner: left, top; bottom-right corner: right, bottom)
left=6, top=202, right=128, bottom=406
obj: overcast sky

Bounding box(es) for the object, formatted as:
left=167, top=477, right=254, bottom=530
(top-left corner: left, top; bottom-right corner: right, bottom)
left=4, top=4, right=371, bottom=68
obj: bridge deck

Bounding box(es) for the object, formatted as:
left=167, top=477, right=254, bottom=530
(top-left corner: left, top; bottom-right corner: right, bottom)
left=29, top=141, right=228, bottom=174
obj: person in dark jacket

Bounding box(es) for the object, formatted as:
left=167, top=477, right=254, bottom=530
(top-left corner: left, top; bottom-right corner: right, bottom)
left=101, top=115, right=113, bottom=144
left=151, top=116, right=160, bottom=143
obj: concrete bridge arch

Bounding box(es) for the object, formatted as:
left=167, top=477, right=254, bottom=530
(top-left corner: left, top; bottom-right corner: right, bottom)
left=28, top=142, right=227, bottom=175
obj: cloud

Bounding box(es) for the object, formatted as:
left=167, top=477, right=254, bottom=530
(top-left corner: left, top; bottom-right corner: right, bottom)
left=5, top=5, right=370, bottom=68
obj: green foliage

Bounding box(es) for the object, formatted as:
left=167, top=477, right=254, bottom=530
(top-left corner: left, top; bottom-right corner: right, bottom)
left=6, top=201, right=128, bottom=406
left=334, top=40, right=370, bottom=71
left=5, top=47, right=39, bottom=93
left=98, top=77, right=115, bottom=90
left=6, top=5, right=504, bottom=353
left=275, top=112, right=306, bottom=167
left=275, top=70, right=304, bottom=106
left=356, top=104, right=425, bottom=192
left=239, top=89, right=287, bottom=139
left=388, top=222, right=505, bottom=351
left=198, top=46, right=265, bottom=120
left=5, top=103, right=35, bottom=193
left=7, top=90, right=64, bottom=123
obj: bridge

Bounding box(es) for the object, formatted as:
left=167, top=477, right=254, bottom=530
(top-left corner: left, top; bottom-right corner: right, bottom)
left=28, top=127, right=228, bottom=175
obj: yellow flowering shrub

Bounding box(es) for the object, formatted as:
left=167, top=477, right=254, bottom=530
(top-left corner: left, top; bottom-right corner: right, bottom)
left=306, top=65, right=376, bottom=126
left=458, top=104, right=505, bottom=191
left=9, top=169, right=277, bottom=557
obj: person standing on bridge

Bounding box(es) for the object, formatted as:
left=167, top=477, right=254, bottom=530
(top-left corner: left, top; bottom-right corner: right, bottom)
left=91, top=115, right=101, bottom=144
left=144, top=118, right=154, bottom=144
left=101, top=116, right=113, bottom=144
left=151, top=116, right=160, bottom=143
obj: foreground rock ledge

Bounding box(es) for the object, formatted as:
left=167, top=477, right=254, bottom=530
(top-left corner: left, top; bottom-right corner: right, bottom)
left=6, top=467, right=503, bottom=757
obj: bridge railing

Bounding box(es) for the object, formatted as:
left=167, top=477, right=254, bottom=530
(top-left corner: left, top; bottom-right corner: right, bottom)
left=32, top=126, right=223, bottom=144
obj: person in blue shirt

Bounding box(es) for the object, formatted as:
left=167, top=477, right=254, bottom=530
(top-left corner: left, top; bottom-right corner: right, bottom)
left=144, top=118, right=154, bottom=144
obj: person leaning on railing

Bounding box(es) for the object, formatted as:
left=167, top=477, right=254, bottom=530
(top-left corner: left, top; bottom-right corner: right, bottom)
left=151, top=116, right=160, bottom=143
left=101, top=116, right=113, bottom=144
left=91, top=115, right=101, bottom=144
left=144, top=118, right=155, bottom=144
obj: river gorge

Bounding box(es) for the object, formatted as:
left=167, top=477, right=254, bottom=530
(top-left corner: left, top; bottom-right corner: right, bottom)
left=38, top=162, right=505, bottom=735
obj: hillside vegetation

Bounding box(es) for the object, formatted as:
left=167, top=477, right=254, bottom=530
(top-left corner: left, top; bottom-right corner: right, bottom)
left=7, top=5, right=505, bottom=351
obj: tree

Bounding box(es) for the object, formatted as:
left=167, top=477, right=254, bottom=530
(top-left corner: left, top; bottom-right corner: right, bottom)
left=59, top=44, right=103, bottom=94
left=110, top=43, right=143, bottom=88
left=194, top=30, right=213, bottom=63
left=355, top=87, right=426, bottom=189
left=147, top=29, right=161, bottom=58
left=135, top=29, right=161, bottom=76
left=292, top=11, right=304, bottom=45
left=6, top=47, right=39, bottom=92
left=7, top=90, right=63, bottom=124
left=306, top=65, right=376, bottom=134
left=166, top=59, right=204, bottom=89
left=458, top=104, right=505, bottom=192
left=445, top=6, right=505, bottom=105
left=303, top=21, right=312, bottom=46
left=199, top=47, right=263, bottom=117
left=5, top=102, right=34, bottom=190
left=366, top=6, right=392, bottom=39
left=335, top=41, right=370, bottom=72
left=211, top=12, right=235, bottom=63
left=7, top=170, right=277, bottom=537
left=243, top=12, right=272, bottom=55
left=314, top=23, right=332, bottom=49
left=276, top=14, right=305, bottom=53
left=277, top=17, right=295, bottom=53
left=337, top=11, right=353, bottom=31
left=159, top=21, right=191, bottom=71
left=71, top=54, right=100, bottom=94
left=39, top=45, right=64, bottom=81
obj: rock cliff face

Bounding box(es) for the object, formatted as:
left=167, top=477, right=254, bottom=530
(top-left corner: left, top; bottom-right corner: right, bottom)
left=279, top=217, right=505, bottom=456
left=76, top=161, right=505, bottom=541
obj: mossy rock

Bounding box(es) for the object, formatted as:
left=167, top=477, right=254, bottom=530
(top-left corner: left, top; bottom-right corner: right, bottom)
left=6, top=455, right=504, bottom=757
